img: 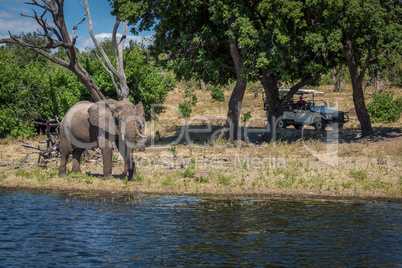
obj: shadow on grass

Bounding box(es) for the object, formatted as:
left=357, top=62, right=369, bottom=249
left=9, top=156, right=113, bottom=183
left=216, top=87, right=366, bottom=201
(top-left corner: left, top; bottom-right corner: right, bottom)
left=147, top=124, right=402, bottom=147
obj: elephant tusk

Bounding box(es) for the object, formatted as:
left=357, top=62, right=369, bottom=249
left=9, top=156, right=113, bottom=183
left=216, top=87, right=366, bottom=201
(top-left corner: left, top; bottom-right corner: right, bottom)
left=137, top=133, right=146, bottom=138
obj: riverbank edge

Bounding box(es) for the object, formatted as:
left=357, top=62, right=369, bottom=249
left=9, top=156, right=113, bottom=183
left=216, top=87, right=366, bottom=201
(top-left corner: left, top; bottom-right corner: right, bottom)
left=1, top=184, right=401, bottom=204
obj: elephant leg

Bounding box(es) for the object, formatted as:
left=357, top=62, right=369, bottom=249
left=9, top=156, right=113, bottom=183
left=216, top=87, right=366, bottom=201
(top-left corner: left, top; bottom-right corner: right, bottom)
left=98, top=136, right=113, bottom=180
left=72, top=150, right=84, bottom=174
left=117, top=143, right=136, bottom=181
left=59, top=151, right=71, bottom=177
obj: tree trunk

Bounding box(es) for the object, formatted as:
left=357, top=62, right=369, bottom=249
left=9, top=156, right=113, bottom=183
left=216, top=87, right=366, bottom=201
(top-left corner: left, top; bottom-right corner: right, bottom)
left=339, top=77, right=345, bottom=92
left=352, top=82, right=372, bottom=135
left=200, top=79, right=206, bottom=91
left=72, top=62, right=105, bottom=102
left=220, top=77, right=247, bottom=142
left=342, top=40, right=373, bottom=136
left=375, top=69, right=383, bottom=94
left=253, top=85, right=259, bottom=98
left=260, top=73, right=282, bottom=141
left=220, top=20, right=247, bottom=142
left=260, top=70, right=318, bottom=142
left=331, top=69, right=339, bottom=91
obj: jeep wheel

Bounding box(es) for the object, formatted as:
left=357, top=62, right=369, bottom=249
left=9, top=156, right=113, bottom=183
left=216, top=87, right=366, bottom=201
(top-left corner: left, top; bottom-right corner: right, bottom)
left=314, top=120, right=326, bottom=131
left=277, top=120, right=286, bottom=129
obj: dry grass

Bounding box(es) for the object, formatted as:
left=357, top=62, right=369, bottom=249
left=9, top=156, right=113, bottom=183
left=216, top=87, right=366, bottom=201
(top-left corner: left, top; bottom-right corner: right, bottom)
left=1, top=83, right=401, bottom=202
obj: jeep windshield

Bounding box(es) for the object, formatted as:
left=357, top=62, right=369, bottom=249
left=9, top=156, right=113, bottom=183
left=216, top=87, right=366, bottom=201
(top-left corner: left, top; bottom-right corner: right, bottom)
left=309, top=100, right=327, bottom=107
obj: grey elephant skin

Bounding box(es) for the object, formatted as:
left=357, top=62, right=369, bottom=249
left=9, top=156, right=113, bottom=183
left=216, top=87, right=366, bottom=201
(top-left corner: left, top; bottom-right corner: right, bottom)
left=58, top=99, right=145, bottom=180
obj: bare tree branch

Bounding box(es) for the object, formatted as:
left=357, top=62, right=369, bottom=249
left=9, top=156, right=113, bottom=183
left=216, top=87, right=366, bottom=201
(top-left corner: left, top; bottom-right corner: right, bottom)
left=1, top=34, right=70, bottom=68
left=92, top=50, right=120, bottom=95
left=84, top=0, right=130, bottom=100
left=72, top=12, right=87, bottom=45
left=0, top=0, right=105, bottom=102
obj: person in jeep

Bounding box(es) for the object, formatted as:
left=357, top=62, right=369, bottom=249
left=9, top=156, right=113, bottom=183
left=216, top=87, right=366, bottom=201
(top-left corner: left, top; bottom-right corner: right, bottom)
left=297, top=96, right=307, bottom=108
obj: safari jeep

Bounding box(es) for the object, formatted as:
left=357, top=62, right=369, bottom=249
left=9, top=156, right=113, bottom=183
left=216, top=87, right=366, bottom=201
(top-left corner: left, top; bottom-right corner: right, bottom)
left=264, top=89, right=349, bottom=131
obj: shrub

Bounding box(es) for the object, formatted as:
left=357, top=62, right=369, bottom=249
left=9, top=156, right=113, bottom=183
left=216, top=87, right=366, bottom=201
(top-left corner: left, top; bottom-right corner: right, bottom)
left=181, top=167, right=196, bottom=178
left=242, top=111, right=252, bottom=123
left=179, top=101, right=192, bottom=117
left=218, top=173, right=232, bottom=186
left=349, top=169, right=367, bottom=182
left=367, top=92, right=402, bottom=123
left=210, top=85, right=225, bottom=102
left=124, top=46, right=175, bottom=120
left=184, top=89, right=197, bottom=106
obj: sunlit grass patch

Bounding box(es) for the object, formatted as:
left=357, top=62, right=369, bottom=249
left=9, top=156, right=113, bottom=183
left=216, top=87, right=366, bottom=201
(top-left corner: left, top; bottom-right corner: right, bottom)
left=161, top=175, right=174, bottom=187
left=349, top=169, right=367, bottom=182
left=217, top=173, right=232, bottom=186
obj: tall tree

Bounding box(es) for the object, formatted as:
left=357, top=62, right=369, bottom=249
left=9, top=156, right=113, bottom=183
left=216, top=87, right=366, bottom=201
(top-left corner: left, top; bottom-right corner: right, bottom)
left=306, top=0, right=402, bottom=135
left=111, top=0, right=330, bottom=141
left=213, top=0, right=328, bottom=138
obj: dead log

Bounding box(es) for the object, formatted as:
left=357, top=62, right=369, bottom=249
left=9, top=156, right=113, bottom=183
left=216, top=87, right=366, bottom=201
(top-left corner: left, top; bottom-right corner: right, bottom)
left=15, top=116, right=61, bottom=168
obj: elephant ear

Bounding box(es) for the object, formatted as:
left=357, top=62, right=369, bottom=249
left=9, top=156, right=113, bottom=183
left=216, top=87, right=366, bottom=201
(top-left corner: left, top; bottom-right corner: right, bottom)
left=134, top=102, right=145, bottom=118
left=88, top=99, right=119, bottom=135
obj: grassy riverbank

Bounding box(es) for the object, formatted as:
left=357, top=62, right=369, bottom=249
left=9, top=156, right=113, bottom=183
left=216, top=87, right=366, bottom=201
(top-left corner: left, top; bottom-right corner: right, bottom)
left=1, top=85, right=401, bottom=202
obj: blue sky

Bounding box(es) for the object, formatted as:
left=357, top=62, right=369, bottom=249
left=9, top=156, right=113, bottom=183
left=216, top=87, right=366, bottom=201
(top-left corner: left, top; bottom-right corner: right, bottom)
left=0, top=0, right=154, bottom=51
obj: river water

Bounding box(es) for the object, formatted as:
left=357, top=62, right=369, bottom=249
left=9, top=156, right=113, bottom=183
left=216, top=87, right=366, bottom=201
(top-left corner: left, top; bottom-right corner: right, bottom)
left=0, top=191, right=401, bottom=267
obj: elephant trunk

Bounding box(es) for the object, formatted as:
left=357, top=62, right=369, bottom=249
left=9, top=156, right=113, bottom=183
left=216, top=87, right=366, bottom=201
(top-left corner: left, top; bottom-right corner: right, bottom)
left=124, top=146, right=136, bottom=180
left=118, top=119, right=138, bottom=180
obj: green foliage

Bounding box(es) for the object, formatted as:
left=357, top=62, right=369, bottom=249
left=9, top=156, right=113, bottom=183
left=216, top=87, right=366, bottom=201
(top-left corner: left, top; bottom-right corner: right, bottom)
left=218, top=173, right=232, bottom=186
left=161, top=175, right=174, bottom=186
left=81, top=41, right=175, bottom=120
left=179, top=101, right=192, bottom=117
left=0, top=60, right=84, bottom=137
left=16, top=168, right=33, bottom=179
left=133, top=173, right=144, bottom=182
left=242, top=112, right=252, bottom=123
left=124, top=44, right=175, bottom=119
left=367, top=93, right=402, bottom=123
left=210, top=85, right=225, bottom=102
left=184, top=89, right=198, bottom=106
left=168, top=146, right=176, bottom=156
left=198, top=176, right=209, bottom=183
left=349, top=169, right=367, bottom=182
left=180, top=167, right=196, bottom=178
left=182, top=79, right=200, bottom=90
left=0, top=33, right=175, bottom=137
left=384, top=53, right=402, bottom=87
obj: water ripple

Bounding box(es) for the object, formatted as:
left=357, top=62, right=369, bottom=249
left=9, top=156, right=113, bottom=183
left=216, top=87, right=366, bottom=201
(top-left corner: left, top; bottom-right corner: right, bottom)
left=0, top=192, right=401, bottom=266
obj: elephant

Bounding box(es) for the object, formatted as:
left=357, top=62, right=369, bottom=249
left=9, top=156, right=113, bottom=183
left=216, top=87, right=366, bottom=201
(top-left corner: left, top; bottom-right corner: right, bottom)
left=58, top=99, right=145, bottom=180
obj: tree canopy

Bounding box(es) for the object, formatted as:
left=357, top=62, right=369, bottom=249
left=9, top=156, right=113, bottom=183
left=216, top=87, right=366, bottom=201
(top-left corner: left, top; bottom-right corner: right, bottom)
left=111, top=0, right=401, bottom=137
left=111, top=0, right=335, bottom=139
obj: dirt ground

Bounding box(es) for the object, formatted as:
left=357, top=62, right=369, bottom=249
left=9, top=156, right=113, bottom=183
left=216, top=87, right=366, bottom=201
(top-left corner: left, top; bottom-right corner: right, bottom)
left=1, top=84, right=401, bottom=202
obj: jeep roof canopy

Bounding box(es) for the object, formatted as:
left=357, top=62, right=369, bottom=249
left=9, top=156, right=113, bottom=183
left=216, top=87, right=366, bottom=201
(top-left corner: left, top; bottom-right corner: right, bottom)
left=279, top=89, right=325, bottom=95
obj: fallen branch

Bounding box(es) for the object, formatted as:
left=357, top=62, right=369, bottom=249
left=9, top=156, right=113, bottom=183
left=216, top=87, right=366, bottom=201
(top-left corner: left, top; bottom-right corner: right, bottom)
left=13, top=116, right=61, bottom=168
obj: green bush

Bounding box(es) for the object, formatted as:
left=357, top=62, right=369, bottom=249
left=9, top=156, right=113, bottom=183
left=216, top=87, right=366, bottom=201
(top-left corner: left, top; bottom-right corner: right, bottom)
left=242, top=111, right=252, bottom=123
left=210, top=85, right=225, bottom=102
left=179, top=101, right=192, bottom=117
left=123, top=45, right=175, bottom=120
left=184, top=89, right=197, bottom=106
left=367, top=92, right=402, bottom=123
left=180, top=167, right=196, bottom=178
left=0, top=36, right=175, bottom=137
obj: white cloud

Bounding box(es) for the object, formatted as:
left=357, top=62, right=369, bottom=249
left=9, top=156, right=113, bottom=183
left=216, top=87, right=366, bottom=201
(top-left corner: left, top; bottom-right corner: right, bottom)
left=0, top=10, right=14, bottom=19
left=3, top=4, right=30, bottom=15
left=0, top=9, right=39, bottom=35
left=0, top=18, right=39, bottom=35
